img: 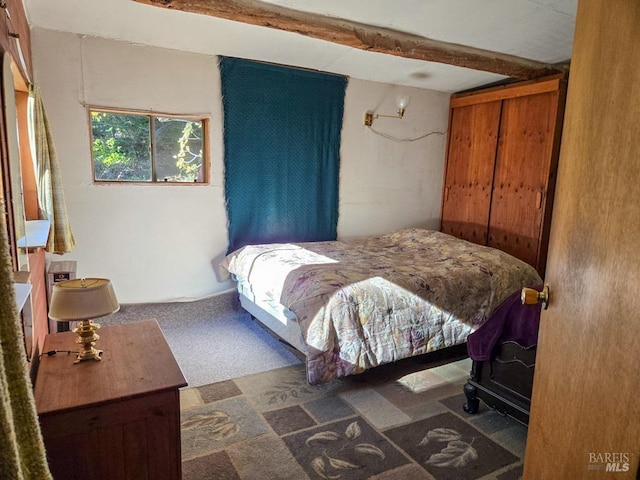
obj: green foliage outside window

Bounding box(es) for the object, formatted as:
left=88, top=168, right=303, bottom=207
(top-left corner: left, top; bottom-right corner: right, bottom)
left=90, top=110, right=205, bottom=183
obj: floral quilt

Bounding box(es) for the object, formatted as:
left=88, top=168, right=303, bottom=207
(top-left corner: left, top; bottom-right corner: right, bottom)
left=220, top=229, right=542, bottom=384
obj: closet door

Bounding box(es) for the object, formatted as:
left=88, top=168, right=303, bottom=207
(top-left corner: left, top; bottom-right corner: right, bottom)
left=487, top=90, right=563, bottom=274
left=441, top=100, right=501, bottom=245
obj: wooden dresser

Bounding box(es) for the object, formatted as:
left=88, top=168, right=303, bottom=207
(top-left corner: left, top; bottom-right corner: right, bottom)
left=34, top=319, right=187, bottom=480
left=441, top=75, right=567, bottom=277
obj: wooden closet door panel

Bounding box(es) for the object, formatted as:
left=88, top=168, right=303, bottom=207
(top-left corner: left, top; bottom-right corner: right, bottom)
left=488, top=91, right=559, bottom=271
left=441, top=100, right=501, bottom=245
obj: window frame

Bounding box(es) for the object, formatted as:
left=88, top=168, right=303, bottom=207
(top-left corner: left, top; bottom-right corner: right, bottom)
left=88, top=106, right=210, bottom=185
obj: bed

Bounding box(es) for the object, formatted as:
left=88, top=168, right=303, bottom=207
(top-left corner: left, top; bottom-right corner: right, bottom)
left=219, top=228, right=542, bottom=385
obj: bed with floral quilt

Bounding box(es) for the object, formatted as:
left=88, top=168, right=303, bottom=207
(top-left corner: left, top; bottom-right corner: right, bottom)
left=220, top=228, right=541, bottom=385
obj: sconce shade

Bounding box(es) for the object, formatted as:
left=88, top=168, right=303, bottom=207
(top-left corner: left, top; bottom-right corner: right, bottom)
left=49, top=278, right=120, bottom=322
left=364, top=93, right=412, bottom=126
left=396, top=94, right=411, bottom=111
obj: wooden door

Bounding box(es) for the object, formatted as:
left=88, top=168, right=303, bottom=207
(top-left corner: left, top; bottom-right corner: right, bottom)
left=524, top=1, right=640, bottom=478
left=441, top=101, right=501, bottom=245
left=488, top=88, right=564, bottom=276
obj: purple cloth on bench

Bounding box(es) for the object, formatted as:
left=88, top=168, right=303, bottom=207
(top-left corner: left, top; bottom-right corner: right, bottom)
left=467, top=284, right=543, bottom=361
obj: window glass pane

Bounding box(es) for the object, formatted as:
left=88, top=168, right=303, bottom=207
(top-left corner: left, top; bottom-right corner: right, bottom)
left=91, top=111, right=151, bottom=181
left=153, top=117, right=204, bottom=183
left=90, top=109, right=206, bottom=183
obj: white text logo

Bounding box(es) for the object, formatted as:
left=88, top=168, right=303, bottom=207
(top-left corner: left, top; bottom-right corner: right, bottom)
left=588, top=453, right=631, bottom=473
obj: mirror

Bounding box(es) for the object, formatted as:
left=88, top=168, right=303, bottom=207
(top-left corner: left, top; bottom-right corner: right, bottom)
left=2, top=52, right=28, bottom=271
left=2, top=51, right=33, bottom=362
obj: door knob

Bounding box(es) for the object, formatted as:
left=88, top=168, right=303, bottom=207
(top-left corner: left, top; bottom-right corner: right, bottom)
left=521, top=285, right=550, bottom=309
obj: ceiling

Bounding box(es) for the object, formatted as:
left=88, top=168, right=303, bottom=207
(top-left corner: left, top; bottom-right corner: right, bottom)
left=22, top=0, right=577, bottom=93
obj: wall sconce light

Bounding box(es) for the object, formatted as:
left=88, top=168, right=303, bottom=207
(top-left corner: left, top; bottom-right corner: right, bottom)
left=364, top=94, right=411, bottom=126
left=48, top=278, right=120, bottom=363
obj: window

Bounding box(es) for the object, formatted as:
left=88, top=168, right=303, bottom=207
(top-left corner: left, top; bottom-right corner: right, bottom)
left=89, top=109, right=207, bottom=183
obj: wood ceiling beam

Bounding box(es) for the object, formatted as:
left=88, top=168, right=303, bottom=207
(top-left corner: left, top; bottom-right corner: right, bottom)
left=133, top=0, right=565, bottom=79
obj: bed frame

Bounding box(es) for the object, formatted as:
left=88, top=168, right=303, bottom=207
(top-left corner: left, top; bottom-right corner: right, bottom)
left=460, top=283, right=542, bottom=426
left=239, top=290, right=469, bottom=375
left=462, top=339, right=537, bottom=425
left=237, top=290, right=308, bottom=357
left=239, top=284, right=539, bottom=411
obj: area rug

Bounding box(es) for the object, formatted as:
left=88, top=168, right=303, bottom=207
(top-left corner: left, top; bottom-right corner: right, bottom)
left=179, top=358, right=526, bottom=480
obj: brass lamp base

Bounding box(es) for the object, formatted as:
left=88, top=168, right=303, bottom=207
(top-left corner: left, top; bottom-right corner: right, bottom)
left=73, top=319, right=103, bottom=363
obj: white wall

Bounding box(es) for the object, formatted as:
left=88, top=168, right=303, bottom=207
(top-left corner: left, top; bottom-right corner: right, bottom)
left=31, top=28, right=450, bottom=303
left=340, top=80, right=449, bottom=237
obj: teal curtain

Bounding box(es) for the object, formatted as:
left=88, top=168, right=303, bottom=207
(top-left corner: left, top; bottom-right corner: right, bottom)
left=220, top=57, right=346, bottom=253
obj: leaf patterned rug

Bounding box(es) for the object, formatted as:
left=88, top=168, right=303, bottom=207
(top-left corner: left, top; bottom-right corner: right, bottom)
left=179, top=358, right=526, bottom=480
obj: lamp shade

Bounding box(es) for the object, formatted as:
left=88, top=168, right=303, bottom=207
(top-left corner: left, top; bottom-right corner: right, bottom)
left=49, top=278, right=120, bottom=322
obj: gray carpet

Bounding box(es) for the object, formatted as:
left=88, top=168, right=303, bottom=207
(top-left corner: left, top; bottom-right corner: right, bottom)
left=100, top=290, right=301, bottom=387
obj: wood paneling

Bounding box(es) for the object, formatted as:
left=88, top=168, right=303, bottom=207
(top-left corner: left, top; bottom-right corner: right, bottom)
left=488, top=90, right=560, bottom=271
left=0, top=0, right=32, bottom=85
left=0, top=1, right=32, bottom=274
left=28, top=248, right=48, bottom=354
left=441, top=75, right=566, bottom=277
left=441, top=101, right=501, bottom=244
left=450, top=75, right=564, bottom=108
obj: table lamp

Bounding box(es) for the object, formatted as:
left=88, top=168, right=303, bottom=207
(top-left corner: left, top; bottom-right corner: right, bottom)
left=48, top=278, right=120, bottom=363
